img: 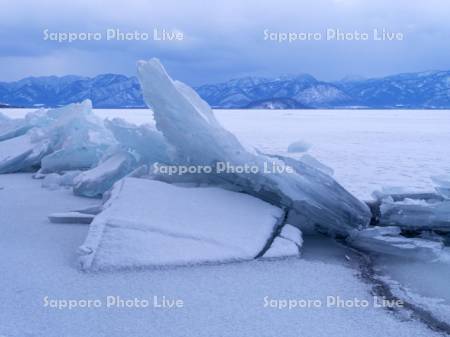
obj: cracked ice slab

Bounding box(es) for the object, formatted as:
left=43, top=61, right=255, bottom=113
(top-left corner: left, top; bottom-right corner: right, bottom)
left=262, top=237, right=300, bottom=259
left=371, top=190, right=450, bottom=231
left=137, top=58, right=371, bottom=236
left=262, top=224, right=303, bottom=259
left=48, top=212, right=94, bottom=224
left=280, top=224, right=304, bottom=247
left=78, top=177, right=283, bottom=271
left=379, top=197, right=450, bottom=231
left=347, top=226, right=446, bottom=261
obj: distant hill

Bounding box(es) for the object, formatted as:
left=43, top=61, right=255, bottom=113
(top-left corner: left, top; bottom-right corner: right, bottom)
left=1, top=70, right=450, bottom=109
left=245, top=97, right=311, bottom=109
left=196, top=74, right=351, bottom=109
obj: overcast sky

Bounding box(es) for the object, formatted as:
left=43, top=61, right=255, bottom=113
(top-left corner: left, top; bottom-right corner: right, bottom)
left=1, top=0, right=450, bottom=84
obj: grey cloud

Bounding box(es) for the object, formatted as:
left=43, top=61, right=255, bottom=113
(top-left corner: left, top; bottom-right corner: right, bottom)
left=1, top=0, right=450, bottom=84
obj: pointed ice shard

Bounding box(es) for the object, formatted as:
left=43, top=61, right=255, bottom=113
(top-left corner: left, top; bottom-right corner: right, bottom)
left=0, top=100, right=115, bottom=174
left=73, top=150, right=138, bottom=198
left=105, top=118, right=171, bottom=164
left=137, top=59, right=371, bottom=236
left=40, top=100, right=115, bottom=173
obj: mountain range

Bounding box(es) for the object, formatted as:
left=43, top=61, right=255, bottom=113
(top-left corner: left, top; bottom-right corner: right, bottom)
left=1, top=70, right=450, bottom=109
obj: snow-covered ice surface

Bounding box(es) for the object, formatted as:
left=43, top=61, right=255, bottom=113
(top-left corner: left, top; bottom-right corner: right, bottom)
left=2, top=106, right=450, bottom=335
left=373, top=256, right=450, bottom=323
left=262, top=224, right=303, bottom=259
left=216, top=109, right=450, bottom=201
left=3, top=108, right=449, bottom=201
left=0, top=174, right=443, bottom=337
left=79, top=177, right=283, bottom=270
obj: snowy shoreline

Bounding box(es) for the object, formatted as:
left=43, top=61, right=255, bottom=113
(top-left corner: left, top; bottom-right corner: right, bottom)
left=0, top=173, right=445, bottom=337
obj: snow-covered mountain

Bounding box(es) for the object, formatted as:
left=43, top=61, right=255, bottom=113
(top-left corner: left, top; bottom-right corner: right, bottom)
left=0, top=74, right=144, bottom=108
left=196, top=74, right=351, bottom=108
left=1, top=70, right=450, bottom=108
left=334, top=71, right=450, bottom=108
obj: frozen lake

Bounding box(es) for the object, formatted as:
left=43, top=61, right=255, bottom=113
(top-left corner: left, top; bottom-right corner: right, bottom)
left=1, top=108, right=449, bottom=337
left=2, top=108, right=450, bottom=199
left=217, top=109, right=450, bottom=200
